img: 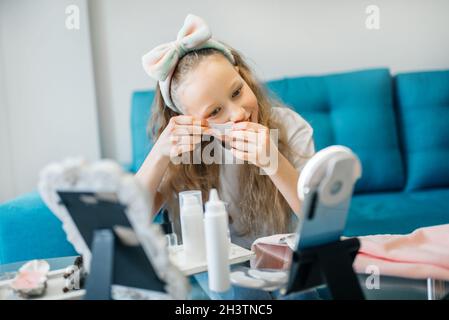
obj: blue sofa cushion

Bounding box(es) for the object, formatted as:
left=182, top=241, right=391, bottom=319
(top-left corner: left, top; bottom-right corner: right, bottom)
left=267, top=68, right=405, bottom=193
left=395, top=70, right=449, bottom=191
left=0, top=192, right=76, bottom=264
left=344, top=189, right=449, bottom=236
left=130, top=91, right=155, bottom=173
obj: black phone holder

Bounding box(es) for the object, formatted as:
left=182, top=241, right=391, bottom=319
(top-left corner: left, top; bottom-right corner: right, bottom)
left=84, top=229, right=115, bottom=300
left=56, top=191, right=166, bottom=300
left=285, top=150, right=365, bottom=300
left=285, top=237, right=365, bottom=300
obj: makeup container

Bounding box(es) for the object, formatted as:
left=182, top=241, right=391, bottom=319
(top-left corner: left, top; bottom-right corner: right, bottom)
left=179, top=190, right=206, bottom=264
left=160, top=209, right=178, bottom=247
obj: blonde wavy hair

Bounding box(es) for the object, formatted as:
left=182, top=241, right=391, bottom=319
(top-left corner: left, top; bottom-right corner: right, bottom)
left=148, top=45, right=300, bottom=238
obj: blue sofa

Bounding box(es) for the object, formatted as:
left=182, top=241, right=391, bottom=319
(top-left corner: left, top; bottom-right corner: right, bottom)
left=1, top=68, right=449, bottom=265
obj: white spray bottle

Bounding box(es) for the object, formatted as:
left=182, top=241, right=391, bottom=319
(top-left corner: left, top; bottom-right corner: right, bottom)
left=204, top=189, right=231, bottom=292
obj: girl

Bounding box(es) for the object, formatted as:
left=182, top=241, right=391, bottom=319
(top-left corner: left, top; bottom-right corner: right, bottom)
left=137, top=14, right=315, bottom=249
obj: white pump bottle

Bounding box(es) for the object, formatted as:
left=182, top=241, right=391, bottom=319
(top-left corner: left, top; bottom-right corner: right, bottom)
left=180, top=192, right=206, bottom=264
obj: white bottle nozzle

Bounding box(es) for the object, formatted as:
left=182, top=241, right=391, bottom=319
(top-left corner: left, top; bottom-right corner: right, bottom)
left=206, top=189, right=225, bottom=213
left=209, top=189, right=219, bottom=201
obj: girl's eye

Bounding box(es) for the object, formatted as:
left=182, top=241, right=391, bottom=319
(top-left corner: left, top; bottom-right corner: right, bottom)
left=210, top=107, right=222, bottom=117
left=232, top=87, right=242, bottom=98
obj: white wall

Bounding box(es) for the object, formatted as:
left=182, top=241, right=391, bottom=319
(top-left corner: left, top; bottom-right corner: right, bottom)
left=0, top=0, right=100, bottom=202
left=0, top=27, right=15, bottom=201
left=2, top=0, right=449, bottom=202
left=89, top=0, right=449, bottom=167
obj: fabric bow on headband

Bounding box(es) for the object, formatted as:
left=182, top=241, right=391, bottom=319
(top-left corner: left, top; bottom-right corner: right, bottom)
left=142, top=14, right=235, bottom=114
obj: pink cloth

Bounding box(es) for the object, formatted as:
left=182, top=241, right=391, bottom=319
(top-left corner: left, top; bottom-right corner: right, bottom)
left=354, top=224, right=449, bottom=280
left=250, top=224, right=449, bottom=281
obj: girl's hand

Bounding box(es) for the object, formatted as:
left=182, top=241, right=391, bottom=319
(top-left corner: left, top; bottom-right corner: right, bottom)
left=154, top=115, right=208, bottom=160
left=229, top=122, right=279, bottom=172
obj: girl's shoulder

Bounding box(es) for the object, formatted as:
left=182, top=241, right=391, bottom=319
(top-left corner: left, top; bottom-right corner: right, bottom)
left=270, top=106, right=313, bottom=138
left=270, top=106, right=315, bottom=170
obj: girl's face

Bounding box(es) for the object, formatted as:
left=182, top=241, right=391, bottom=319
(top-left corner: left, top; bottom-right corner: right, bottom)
left=175, top=55, right=259, bottom=124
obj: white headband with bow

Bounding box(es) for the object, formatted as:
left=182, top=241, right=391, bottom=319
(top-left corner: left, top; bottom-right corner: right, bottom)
left=142, top=14, right=235, bottom=114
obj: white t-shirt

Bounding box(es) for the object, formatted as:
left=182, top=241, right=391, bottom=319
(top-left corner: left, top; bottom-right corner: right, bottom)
left=218, top=106, right=315, bottom=249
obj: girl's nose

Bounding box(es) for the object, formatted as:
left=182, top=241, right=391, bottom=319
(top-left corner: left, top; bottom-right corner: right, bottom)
left=229, top=104, right=250, bottom=123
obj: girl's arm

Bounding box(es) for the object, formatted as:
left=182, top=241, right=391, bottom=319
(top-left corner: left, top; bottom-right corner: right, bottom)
left=135, top=147, right=170, bottom=216
left=266, top=150, right=301, bottom=215
left=135, top=115, right=208, bottom=216
left=229, top=121, right=305, bottom=215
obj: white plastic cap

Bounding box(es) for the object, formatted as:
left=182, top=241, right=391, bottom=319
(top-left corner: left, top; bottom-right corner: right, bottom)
left=179, top=190, right=203, bottom=209
left=205, top=188, right=226, bottom=213
left=209, top=189, right=219, bottom=201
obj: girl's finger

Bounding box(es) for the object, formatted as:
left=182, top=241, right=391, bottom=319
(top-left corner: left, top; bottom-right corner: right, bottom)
left=173, top=125, right=208, bottom=135
left=231, top=148, right=257, bottom=163
left=173, top=116, right=208, bottom=127
left=172, top=115, right=193, bottom=125
left=170, top=144, right=195, bottom=157
left=203, top=128, right=225, bottom=137
left=232, top=121, right=264, bottom=132
left=169, top=135, right=179, bottom=145
left=204, top=129, right=232, bottom=143
left=230, top=130, right=258, bottom=143
left=176, top=135, right=202, bottom=145
left=230, top=140, right=257, bottom=153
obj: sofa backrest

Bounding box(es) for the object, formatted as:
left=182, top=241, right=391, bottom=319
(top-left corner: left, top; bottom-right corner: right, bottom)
left=266, top=68, right=405, bottom=193
left=394, top=70, right=449, bottom=191
left=130, top=91, right=155, bottom=173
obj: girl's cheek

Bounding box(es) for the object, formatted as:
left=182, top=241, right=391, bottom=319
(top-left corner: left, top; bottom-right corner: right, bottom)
left=251, top=110, right=259, bottom=123
left=248, top=96, right=259, bottom=122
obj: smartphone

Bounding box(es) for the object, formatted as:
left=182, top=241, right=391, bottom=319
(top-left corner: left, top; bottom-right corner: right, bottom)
left=293, top=185, right=352, bottom=250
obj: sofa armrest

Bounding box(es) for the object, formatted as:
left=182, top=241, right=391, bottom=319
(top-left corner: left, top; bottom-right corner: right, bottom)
left=0, top=191, right=76, bottom=264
